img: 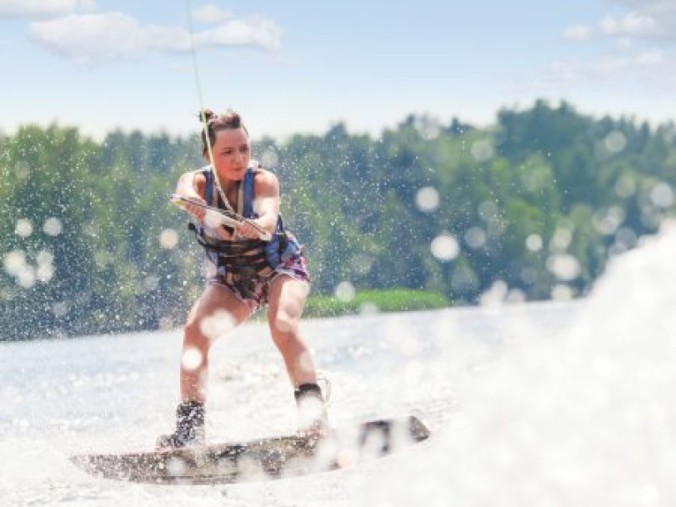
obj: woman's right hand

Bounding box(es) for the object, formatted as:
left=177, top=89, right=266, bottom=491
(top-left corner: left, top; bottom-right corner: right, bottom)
left=178, top=193, right=207, bottom=222
left=174, top=171, right=207, bottom=222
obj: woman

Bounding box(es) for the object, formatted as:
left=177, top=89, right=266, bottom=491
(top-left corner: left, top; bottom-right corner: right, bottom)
left=157, top=109, right=328, bottom=448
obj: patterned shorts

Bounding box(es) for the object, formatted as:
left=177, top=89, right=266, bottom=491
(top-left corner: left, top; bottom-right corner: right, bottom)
left=206, top=252, right=310, bottom=313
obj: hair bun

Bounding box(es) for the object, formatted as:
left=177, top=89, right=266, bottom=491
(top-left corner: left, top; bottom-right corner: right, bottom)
left=199, top=109, right=215, bottom=122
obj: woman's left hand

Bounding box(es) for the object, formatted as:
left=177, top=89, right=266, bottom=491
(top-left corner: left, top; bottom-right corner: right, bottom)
left=235, top=219, right=264, bottom=240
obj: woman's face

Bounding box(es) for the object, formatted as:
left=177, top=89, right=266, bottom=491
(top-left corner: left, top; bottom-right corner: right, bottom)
left=208, top=127, right=251, bottom=181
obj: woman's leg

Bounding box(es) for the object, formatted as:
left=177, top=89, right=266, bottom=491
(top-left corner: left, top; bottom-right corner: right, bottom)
left=180, top=283, right=252, bottom=402
left=266, top=275, right=316, bottom=386
left=267, top=275, right=327, bottom=435
left=158, top=283, right=251, bottom=448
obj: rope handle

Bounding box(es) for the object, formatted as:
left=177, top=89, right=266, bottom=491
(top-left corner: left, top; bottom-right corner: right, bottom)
left=170, top=194, right=273, bottom=242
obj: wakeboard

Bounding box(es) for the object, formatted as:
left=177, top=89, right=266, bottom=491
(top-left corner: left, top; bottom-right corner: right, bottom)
left=69, top=415, right=430, bottom=485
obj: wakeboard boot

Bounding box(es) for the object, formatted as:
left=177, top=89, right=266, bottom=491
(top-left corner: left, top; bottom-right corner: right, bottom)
left=294, top=383, right=329, bottom=440
left=156, top=400, right=205, bottom=449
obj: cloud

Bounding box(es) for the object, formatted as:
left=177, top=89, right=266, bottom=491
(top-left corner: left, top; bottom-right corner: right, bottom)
left=492, top=0, right=676, bottom=118
left=593, top=50, right=666, bottom=75
left=608, top=0, right=676, bottom=17
left=556, top=0, right=676, bottom=90
left=191, top=4, right=233, bottom=25
left=29, top=13, right=166, bottom=64
left=564, top=24, right=594, bottom=42
left=600, top=12, right=661, bottom=38
left=28, top=11, right=281, bottom=65
left=565, top=2, right=676, bottom=45
left=194, top=17, right=281, bottom=51
left=0, top=0, right=94, bottom=18
left=509, top=45, right=675, bottom=101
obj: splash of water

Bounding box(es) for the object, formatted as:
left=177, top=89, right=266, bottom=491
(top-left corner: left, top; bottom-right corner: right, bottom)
left=366, top=220, right=676, bottom=506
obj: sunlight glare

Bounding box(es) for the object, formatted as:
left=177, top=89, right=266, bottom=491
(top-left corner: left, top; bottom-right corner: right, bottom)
left=334, top=281, right=356, bottom=302
left=549, top=226, right=573, bottom=252
left=43, top=217, right=63, bottom=236
left=431, top=233, right=459, bottom=262
left=203, top=211, right=222, bottom=229
left=200, top=309, right=237, bottom=341
left=464, top=227, right=487, bottom=249
left=604, top=130, right=627, bottom=154
left=546, top=254, right=581, bottom=281
left=479, top=280, right=509, bottom=306
left=4, top=250, right=27, bottom=277
left=350, top=254, right=375, bottom=276
left=415, top=186, right=440, bottom=212
left=181, top=347, right=203, bottom=371
left=525, top=234, right=543, bottom=252
left=413, top=116, right=441, bottom=140
left=614, top=174, right=636, bottom=198
left=260, top=148, right=279, bottom=169
left=551, top=284, right=575, bottom=300
left=471, top=140, right=494, bottom=162
left=593, top=206, right=625, bottom=235
left=159, top=228, right=179, bottom=249
left=15, top=219, right=32, bottom=238
left=650, top=182, right=674, bottom=209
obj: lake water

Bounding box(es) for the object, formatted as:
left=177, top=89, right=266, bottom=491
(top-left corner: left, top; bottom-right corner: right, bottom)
left=1, top=222, right=675, bottom=507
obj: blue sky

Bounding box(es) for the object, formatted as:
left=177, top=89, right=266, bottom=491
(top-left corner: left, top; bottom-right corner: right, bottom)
left=1, top=0, right=675, bottom=141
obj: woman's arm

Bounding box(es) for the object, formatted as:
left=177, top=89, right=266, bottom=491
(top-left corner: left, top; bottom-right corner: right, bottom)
left=236, top=169, right=280, bottom=239
left=175, top=170, right=207, bottom=221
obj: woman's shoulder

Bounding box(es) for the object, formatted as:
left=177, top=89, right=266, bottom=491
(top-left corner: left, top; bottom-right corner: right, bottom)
left=177, top=168, right=208, bottom=197
left=252, top=166, right=278, bottom=182
left=252, top=166, right=280, bottom=194
left=178, top=168, right=208, bottom=183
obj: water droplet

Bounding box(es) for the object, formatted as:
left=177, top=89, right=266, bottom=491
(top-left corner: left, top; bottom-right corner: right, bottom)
left=604, top=130, right=627, bottom=154
left=15, top=219, right=33, bottom=238
left=159, top=228, right=179, bottom=249
left=431, top=233, right=459, bottom=262
left=415, top=186, right=440, bottom=213
left=546, top=254, right=581, bottom=281
left=650, top=182, right=674, bottom=209
left=525, top=234, right=543, bottom=252
left=471, top=140, right=494, bottom=162
left=43, top=217, right=63, bottom=236
left=464, top=227, right=487, bottom=249
left=181, top=347, right=204, bottom=371
left=260, top=148, right=279, bottom=169
left=334, top=281, right=356, bottom=301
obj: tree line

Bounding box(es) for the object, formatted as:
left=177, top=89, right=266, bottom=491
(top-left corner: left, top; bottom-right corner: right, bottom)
left=1, top=99, right=674, bottom=341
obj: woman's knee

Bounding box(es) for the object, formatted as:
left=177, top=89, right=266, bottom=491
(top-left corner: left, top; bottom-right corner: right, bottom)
left=269, top=308, right=300, bottom=337
left=184, top=317, right=211, bottom=351
left=185, top=295, right=244, bottom=347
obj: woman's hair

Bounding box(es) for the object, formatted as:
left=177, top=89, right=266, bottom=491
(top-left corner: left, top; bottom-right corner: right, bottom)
left=198, top=108, right=249, bottom=157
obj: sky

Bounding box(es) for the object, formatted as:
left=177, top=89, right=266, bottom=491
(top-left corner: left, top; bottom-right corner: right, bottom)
left=1, top=0, right=675, bottom=142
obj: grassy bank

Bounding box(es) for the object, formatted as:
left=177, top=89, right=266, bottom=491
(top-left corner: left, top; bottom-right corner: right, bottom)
left=303, top=289, right=451, bottom=318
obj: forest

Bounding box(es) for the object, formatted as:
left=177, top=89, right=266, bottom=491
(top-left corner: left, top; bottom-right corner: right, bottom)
left=1, top=99, right=675, bottom=340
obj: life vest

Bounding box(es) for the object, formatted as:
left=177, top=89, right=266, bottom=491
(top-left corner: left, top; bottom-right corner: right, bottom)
left=189, top=165, right=301, bottom=279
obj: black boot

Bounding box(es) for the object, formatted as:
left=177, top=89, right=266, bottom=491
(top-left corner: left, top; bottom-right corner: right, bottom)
left=294, top=383, right=329, bottom=439
left=156, top=400, right=205, bottom=449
